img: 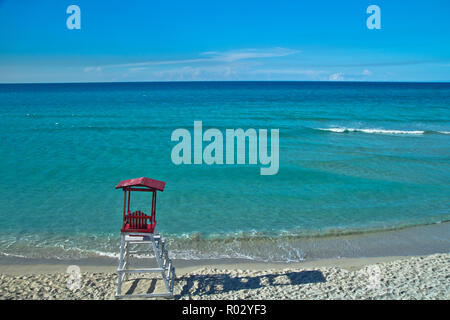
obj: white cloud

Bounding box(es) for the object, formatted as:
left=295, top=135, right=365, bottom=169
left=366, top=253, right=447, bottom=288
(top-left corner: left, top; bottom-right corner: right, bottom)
left=329, top=73, right=344, bottom=81
left=84, top=66, right=102, bottom=73
left=85, top=47, right=300, bottom=70
left=144, top=65, right=242, bottom=81
left=200, top=47, right=300, bottom=62
left=129, top=67, right=148, bottom=72
left=250, top=69, right=326, bottom=76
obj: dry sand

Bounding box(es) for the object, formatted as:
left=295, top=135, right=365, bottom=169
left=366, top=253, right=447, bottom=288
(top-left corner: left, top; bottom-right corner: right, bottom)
left=0, top=253, right=448, bottom=300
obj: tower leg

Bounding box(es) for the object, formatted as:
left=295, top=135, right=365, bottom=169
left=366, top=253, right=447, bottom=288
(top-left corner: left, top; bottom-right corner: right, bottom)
left=115, top=232, right=175, bottom=298
left=124, top=240, right=130, bottom=281
left=116, top=234, right=126, bottom=297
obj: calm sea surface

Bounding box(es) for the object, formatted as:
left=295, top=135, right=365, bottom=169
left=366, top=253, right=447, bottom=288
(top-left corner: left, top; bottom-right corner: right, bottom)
left=0, top=82, right=449, bottom=261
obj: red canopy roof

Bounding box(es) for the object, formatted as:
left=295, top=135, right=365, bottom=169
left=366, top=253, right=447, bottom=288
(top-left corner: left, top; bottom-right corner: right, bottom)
left=115, top=177, right=165, bottom=191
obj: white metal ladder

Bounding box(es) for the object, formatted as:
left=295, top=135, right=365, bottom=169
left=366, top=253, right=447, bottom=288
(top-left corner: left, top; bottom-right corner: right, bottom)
left=115, top=230, right=176, bottom=298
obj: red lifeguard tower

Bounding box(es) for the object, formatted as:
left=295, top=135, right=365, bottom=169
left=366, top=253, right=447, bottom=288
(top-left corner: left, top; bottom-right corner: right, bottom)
left=115, top=177, right=175, bottom=298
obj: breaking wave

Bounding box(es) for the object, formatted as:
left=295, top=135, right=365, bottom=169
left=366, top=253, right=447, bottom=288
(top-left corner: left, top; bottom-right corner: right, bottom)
left=316, top=127, right=450, bottom=135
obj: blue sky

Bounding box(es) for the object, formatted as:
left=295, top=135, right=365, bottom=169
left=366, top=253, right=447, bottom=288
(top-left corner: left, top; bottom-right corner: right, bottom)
left=0, top=0, right=449, bottom=83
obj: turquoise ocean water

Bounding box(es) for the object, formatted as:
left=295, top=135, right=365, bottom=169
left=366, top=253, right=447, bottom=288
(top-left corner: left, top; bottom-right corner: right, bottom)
left=0, top=82, right=449, bottom=261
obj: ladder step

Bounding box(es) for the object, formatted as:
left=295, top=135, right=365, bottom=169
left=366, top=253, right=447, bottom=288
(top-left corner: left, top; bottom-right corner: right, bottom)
left=126, top=238, right=163, bottom=245
left=125, top=235, right=160, bottom=239
left=116, top=292, right=173, bottom=299
left=126, top=241, right=154, bottom=244
left=128, top=254, right=154, bottom=259
left=118, top=268, right=164, bottom=273
left=128, top=251, right=157, bottom=256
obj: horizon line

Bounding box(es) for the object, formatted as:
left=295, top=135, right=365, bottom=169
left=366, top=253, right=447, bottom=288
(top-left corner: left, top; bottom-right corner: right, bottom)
left=1, top=80, right=450, bottom=85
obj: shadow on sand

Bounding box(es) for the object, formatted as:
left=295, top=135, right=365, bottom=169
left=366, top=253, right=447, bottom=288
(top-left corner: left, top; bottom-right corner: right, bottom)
left=125, top=278, right=158, bottom=295
left=176, top=270, right=326, bottom=299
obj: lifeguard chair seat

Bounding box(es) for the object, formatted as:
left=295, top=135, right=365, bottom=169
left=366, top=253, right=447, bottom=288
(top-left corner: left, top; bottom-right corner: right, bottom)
left=120, top=210, right=156, bottom=233
left=115, top=177, right=165, bottom=234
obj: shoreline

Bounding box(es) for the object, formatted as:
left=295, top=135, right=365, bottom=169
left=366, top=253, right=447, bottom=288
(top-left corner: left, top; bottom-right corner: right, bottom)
left=0, top=254, right=414, bottom=276
left=1, top=220, right=449, bottom=270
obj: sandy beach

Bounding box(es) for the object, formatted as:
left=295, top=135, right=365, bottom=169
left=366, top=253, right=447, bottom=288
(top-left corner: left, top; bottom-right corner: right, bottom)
left=0, top=253, right=448, bottom=300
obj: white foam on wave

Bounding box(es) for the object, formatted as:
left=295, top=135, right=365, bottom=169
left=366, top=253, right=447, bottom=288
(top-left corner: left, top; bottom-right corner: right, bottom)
left=85, top=250, right=119, bottom=259
left=0, top=252, right=28, bottom=258
left=318, top=127, right=425, bottom=135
